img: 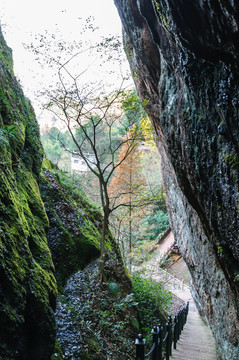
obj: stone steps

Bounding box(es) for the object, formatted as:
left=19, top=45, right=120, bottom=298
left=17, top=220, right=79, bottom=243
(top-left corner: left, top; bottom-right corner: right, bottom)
left=171, top=301, right=217, bottom=360
left=136, top=234, right=217, bottom=360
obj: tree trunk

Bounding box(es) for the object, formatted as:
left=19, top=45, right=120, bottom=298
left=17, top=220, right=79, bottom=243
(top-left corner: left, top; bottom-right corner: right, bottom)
left=129, top=158, right=133, bottom=272
left=129, top=200, right=132, bottom=272
left=98, top=208, right=109, bottom=283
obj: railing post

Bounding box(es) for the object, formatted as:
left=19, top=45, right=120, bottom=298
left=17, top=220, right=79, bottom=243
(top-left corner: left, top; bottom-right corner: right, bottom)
left=166, top=322, right=171, bottom=360
left=151, top=326, right=159, bottom=360
left=182, top=304, right=186, bottom=329
left=158, top=324, right=163, bottom=360
left=134, top=302, right=190, bottom=360
left=168, top=316, right=172, bottom=356
left=178, top=310, right=183, bottom=338
left=173, top=315, right=178, bottom=349
left=186, top=301, right=189, bottom=321
left=183, top=306, right=187, bottom=328
left=135, top=334, right=145, bottom=360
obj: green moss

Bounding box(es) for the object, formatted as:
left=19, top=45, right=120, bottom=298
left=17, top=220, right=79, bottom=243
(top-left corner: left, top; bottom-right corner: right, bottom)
left=217, top=243, right=223, bottom=256
left=234, top=272, right=239, bottom=282
left=0, top=27, right=57, bottom=359
left=0, top=158, right=58, bottom=357
left=0, top=165, right=58, bottom=357
left=0, top=31, right=14, bottom=75
left=39, top=169, right=101, bottom=290
left=153, top=0, right=171, bottom=32
left=225, top=152, right=239, bottom=171
left=154, top=0, right=160, bottom=13
left=51, top=340, right=64, bottom=360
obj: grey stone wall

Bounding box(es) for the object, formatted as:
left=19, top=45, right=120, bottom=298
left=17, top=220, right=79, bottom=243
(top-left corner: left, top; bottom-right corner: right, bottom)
left=114, top=1, right=239, bottom=358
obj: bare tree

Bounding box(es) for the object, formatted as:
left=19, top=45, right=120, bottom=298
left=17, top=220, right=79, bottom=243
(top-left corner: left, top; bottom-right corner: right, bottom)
left=28, top=22, right=145, bottom=281
left=46, top=66, right=143, bottom=281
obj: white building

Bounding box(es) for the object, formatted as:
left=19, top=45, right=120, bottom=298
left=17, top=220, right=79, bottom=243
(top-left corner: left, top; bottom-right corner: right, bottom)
left=71, top=153, right=96, bottom=173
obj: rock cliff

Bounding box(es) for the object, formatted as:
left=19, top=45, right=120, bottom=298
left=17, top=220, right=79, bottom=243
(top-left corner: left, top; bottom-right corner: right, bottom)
left=0, top=29, right=101, bottom=359
left=114, top=1, right=239, bottom=358
left=40, top=166, right=101, bottom=290
left=0, top=29, right=57, bottom=359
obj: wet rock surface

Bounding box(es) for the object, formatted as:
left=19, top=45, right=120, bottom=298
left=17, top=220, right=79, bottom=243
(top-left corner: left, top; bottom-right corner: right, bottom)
left=114, top=1, right=239, bottom=358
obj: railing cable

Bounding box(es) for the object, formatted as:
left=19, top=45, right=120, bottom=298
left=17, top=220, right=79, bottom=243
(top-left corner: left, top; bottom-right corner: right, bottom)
left=145, top=342, right=156, bottom=357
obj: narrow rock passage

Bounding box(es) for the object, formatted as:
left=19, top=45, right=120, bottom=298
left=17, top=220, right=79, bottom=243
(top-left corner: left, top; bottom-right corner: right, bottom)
left=171, top=301, right=217, bottom=360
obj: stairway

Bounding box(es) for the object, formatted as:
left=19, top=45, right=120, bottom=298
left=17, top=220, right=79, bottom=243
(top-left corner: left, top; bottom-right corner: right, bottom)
left=171, top=301, right=217, bottom=360
left=134, top=233, right=218, bottom=360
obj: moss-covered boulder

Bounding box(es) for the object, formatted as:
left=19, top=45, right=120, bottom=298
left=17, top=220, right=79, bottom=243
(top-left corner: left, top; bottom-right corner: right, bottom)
left=0, top=29, right=57, bottom=359
left=40, top=167, right=101, bottom=290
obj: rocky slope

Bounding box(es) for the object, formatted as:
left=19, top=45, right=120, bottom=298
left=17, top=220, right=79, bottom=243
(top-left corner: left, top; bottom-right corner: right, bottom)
left=40, top=167, right=101, bottom=290
left=55, top=258, right=139, bottom=360
left=114, top=1, right=239, bottom=359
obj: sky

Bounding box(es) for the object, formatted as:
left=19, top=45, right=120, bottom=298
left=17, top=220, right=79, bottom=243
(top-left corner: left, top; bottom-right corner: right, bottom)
left=0, top=0, right=128, bottom=115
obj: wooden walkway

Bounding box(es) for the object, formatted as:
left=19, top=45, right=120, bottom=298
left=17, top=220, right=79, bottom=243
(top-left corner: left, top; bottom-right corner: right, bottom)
left=171, top=301, right=217, bottom=360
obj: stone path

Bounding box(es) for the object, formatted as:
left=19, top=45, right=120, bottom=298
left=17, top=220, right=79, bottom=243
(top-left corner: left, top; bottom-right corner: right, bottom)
left=157, top=231, right=175, bottom=256
left=171, top=301, right=217, bottom=360
left=135, top=232, right=217, bottom=360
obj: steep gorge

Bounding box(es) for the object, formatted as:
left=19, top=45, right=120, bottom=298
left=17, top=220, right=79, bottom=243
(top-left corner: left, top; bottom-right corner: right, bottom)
left=0, top=25, right=142, bottom=359
left=114, top=1, right=239, bottom=359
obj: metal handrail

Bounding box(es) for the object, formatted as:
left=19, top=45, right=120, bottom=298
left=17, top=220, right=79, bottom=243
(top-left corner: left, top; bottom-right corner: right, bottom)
left=154, top=267, right=190, bottom=292
left=163, top=331, right=168, bottom=342
left=134, top=264, right=190, bottom=292
left=135, top=301, right=189, bottom=360
left=145, top=342, right=156, bottom=357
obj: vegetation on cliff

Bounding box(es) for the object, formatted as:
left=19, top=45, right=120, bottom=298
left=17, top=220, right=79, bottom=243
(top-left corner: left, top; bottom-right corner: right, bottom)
left=53, top=257, right=173, bottom=360
left=40, top=162, right=102, bottom=290
left=0, top=28, right=57, bottom=359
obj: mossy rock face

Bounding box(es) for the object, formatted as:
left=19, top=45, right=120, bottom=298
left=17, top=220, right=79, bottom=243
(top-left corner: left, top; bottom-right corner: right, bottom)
left=40, top=168, right=101, bottom=290
left=0, top=28, right=57, bottom=359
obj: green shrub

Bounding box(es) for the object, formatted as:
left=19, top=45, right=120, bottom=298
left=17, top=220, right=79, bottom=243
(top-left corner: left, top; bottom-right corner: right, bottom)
left=131, top=240, right=156, bottom=265
left=132, top=274, right=172, bottom=337
left=108, top=280, right=121, bottom=300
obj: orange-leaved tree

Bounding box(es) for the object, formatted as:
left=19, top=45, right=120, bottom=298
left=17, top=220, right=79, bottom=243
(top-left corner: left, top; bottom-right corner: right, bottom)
left=109, top=141, right=147, bottom=267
